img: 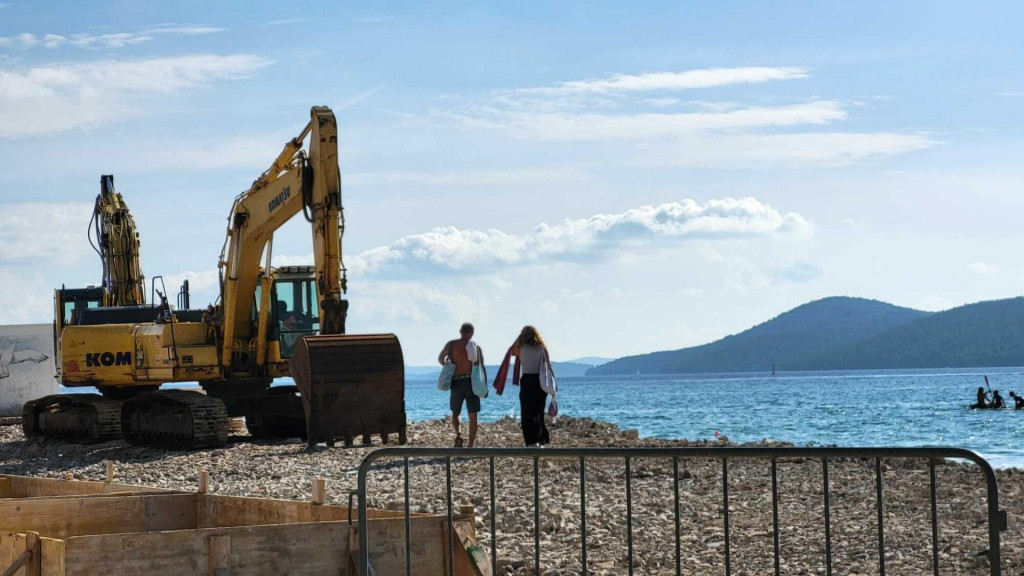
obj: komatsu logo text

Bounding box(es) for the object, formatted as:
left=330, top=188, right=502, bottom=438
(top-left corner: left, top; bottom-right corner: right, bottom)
left=85, top=352, right=132, bottom=367
left=268, top=186, right=291, bottom=213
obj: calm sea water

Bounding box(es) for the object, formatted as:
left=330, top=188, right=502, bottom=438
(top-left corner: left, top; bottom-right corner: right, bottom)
left=62, top=367, right=1024, bottom=468
left=405, top=367, right=1024, bottom=469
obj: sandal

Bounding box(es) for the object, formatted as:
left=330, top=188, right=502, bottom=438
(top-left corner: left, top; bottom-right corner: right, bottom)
left=454, top=435, right=464, bottom=448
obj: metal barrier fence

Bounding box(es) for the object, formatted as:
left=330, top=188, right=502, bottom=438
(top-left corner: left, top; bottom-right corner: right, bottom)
left=356, top=446, right=1007, bottom=576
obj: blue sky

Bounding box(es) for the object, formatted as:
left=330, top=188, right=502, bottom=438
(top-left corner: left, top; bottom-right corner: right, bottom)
left=2, top=1, right=1023, bottom=364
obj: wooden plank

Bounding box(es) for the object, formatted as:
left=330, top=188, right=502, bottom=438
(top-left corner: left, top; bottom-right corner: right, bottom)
left=358, top=516, right=447, bottom=576
left=0, top=478, right=10, bottom=498
left=25, top=531, right=40, bottom=576
left=454, top=522, right=489, bottom=576
left=0, top=532, right=22, bottom=572
left=8, top=491, right=170, bottom=502
left=198, top=495, right=308, bottom=527
left=40, top=538, right=64, bottom=576
left=3, top=475, right=172, bottom=498
left=310, top=478, right=326, bottom=506
left=63, top=522, right=352, bottom=576
left=207, top=534, right=230, bottom=576
left=193, top=494, right=405, bottom=528
left=0, top=494, right=196, bottom=538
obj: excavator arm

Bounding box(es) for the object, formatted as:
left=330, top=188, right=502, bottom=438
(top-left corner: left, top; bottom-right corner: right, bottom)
left=91, top=175, right=146, bottom=307
left=218, top=106, right=348, bottom=369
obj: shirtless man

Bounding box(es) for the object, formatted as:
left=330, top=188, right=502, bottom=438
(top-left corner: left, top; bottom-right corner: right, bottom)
left=439, top=323, right=483, bottom=447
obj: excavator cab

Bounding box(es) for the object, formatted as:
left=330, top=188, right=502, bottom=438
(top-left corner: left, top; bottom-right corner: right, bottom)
left=270, top=266, right=320, bottom=358
left=52, top=287, right=104, bottom=377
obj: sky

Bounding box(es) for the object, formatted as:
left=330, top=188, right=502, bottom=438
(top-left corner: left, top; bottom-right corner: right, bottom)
left=1, top=1, right=1023, bottom=365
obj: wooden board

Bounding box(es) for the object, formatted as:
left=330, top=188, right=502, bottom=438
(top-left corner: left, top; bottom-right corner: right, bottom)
left=194, top=494, right=410, bottom=529
left=41, top=537, right=66, bottom=576
left=1, top=475, right=173, bottom=498
left=0, top=531, right=26, bottom=573
left=0, top=494, right=196, bottom=538
left=357, top=516, right=450, bottom=575
left=62, top=522, right=352, bottom=576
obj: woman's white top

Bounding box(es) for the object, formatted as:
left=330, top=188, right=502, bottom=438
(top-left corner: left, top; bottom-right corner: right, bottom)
left=519, top=344, right=545, bottom=374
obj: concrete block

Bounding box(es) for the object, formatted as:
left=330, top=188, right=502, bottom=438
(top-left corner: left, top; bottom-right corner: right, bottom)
left=0, top=324, right=57, bottom=416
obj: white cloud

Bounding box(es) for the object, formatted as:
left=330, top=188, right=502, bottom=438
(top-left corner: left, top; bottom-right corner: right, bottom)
left=488, top=101, right=847, bottom=141
left=350, top=197, right=812, bottom=278
left=442, top=67, right=937, bottom=166
left=354, top=15, right=395, bottom=24
left=968, top=261, right=999, bottom=275
left=1, top=26, right=222, bottom=50
left=113, top=133, right=288, bottom=171
left=145, top=25, right=224, bottom=36
left=626, top=131, right=938, bottom=168
left=642, top=97, right=681, bottom=107
left=0, top=202, right=93, bottom=265
left=0, top=270, right=54, bottom=324
left=263, top=18, right=312, bottom=27
left=347, top=167, right=587, bottom=187
left=163, top=269, right=221, bottom=293
left=0, top=33, right=40, bottom=49
left=0, top=54, right=272, bottom=138
left=517, top=67, right=808, bottom=96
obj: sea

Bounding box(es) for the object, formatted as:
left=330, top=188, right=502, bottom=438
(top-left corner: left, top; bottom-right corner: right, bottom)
left=404, top=367, right=1024, bottom=469
left=62, top=367, right=1024, bottom=468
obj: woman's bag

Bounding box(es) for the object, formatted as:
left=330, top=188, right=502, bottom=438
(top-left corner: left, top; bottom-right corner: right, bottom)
left=547, top=397, right=559, bottom=418
left=539, top=351, right=557, bottom=395
left=437, top=342, right=455, bottom=391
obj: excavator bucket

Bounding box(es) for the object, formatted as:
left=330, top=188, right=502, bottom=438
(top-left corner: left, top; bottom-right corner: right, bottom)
left=290, top=333, right=407, bottom=447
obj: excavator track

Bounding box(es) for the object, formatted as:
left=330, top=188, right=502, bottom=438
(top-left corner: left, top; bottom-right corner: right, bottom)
left=121, top=389, right=229, bottom=450
left=22, top=394, right=122, bottom=443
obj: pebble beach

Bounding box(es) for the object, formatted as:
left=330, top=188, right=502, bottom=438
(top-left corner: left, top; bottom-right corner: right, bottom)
left=2, top=416, right=1022, bottom=575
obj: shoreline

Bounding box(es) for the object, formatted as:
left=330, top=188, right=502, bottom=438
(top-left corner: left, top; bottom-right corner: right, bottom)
left=2, top=415, right=1022, bottom=574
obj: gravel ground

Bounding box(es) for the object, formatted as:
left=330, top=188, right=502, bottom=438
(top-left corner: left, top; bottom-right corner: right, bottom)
left=1, top=416, right=1022, bottom=575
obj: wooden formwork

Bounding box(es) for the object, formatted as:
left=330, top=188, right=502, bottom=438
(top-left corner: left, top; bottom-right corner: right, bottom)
left=0, top=474, right=487, bottom=576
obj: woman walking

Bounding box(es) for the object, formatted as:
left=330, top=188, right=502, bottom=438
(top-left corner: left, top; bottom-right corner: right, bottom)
left=510, top=325, right=553, bottom=446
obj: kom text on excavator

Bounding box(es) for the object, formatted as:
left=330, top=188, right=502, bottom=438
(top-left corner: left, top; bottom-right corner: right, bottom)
left=23, top=106, right=407, bottom=450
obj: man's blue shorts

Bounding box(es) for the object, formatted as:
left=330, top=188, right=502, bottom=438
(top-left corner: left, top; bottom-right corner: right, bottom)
left=450, top=375, right=480, bottom=414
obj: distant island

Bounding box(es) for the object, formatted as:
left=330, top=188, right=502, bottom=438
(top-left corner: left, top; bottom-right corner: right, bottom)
left=588, top=296, right=1024, bottom=375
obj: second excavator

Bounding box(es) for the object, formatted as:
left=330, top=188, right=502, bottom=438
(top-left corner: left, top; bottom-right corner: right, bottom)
left=24, top=107, right=406, bottom=449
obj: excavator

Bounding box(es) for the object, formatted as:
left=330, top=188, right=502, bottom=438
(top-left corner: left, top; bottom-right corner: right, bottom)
left=24, top=107, right=407, bottom=450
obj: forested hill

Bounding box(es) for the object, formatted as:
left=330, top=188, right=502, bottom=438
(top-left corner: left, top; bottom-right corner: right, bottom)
left=789, top=297, right=1024, bottom=370
left=588, top=296, right=934, bottom=375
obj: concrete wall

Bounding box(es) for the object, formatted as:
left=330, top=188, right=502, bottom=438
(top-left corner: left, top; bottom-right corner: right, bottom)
left=0, top=324, right=57, bottom=416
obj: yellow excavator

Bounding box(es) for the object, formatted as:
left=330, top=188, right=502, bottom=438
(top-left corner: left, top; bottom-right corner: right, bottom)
left=24, top=107, right=406, bottom=449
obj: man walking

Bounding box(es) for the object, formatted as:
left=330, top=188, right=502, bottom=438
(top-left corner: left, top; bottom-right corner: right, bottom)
left=439, top=323, right=482, bottom=447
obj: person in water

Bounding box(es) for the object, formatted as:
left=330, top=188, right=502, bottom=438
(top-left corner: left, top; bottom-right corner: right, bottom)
left=991, top=390, right=1005, bottom=409
left=1009, top=391, right=1024, bottom=410
left=975, top=386, right=989, bottom=409
left=438, top=323, right=483, bottom=447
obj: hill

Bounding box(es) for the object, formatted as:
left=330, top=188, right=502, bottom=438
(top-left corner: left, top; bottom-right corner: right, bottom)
left=790, top=297, right=1024, bottom=370
left=588, top=297, right=933, bottom=375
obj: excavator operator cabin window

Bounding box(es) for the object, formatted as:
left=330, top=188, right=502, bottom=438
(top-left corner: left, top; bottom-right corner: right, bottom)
left=272, top=278, right=319, bottom=357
